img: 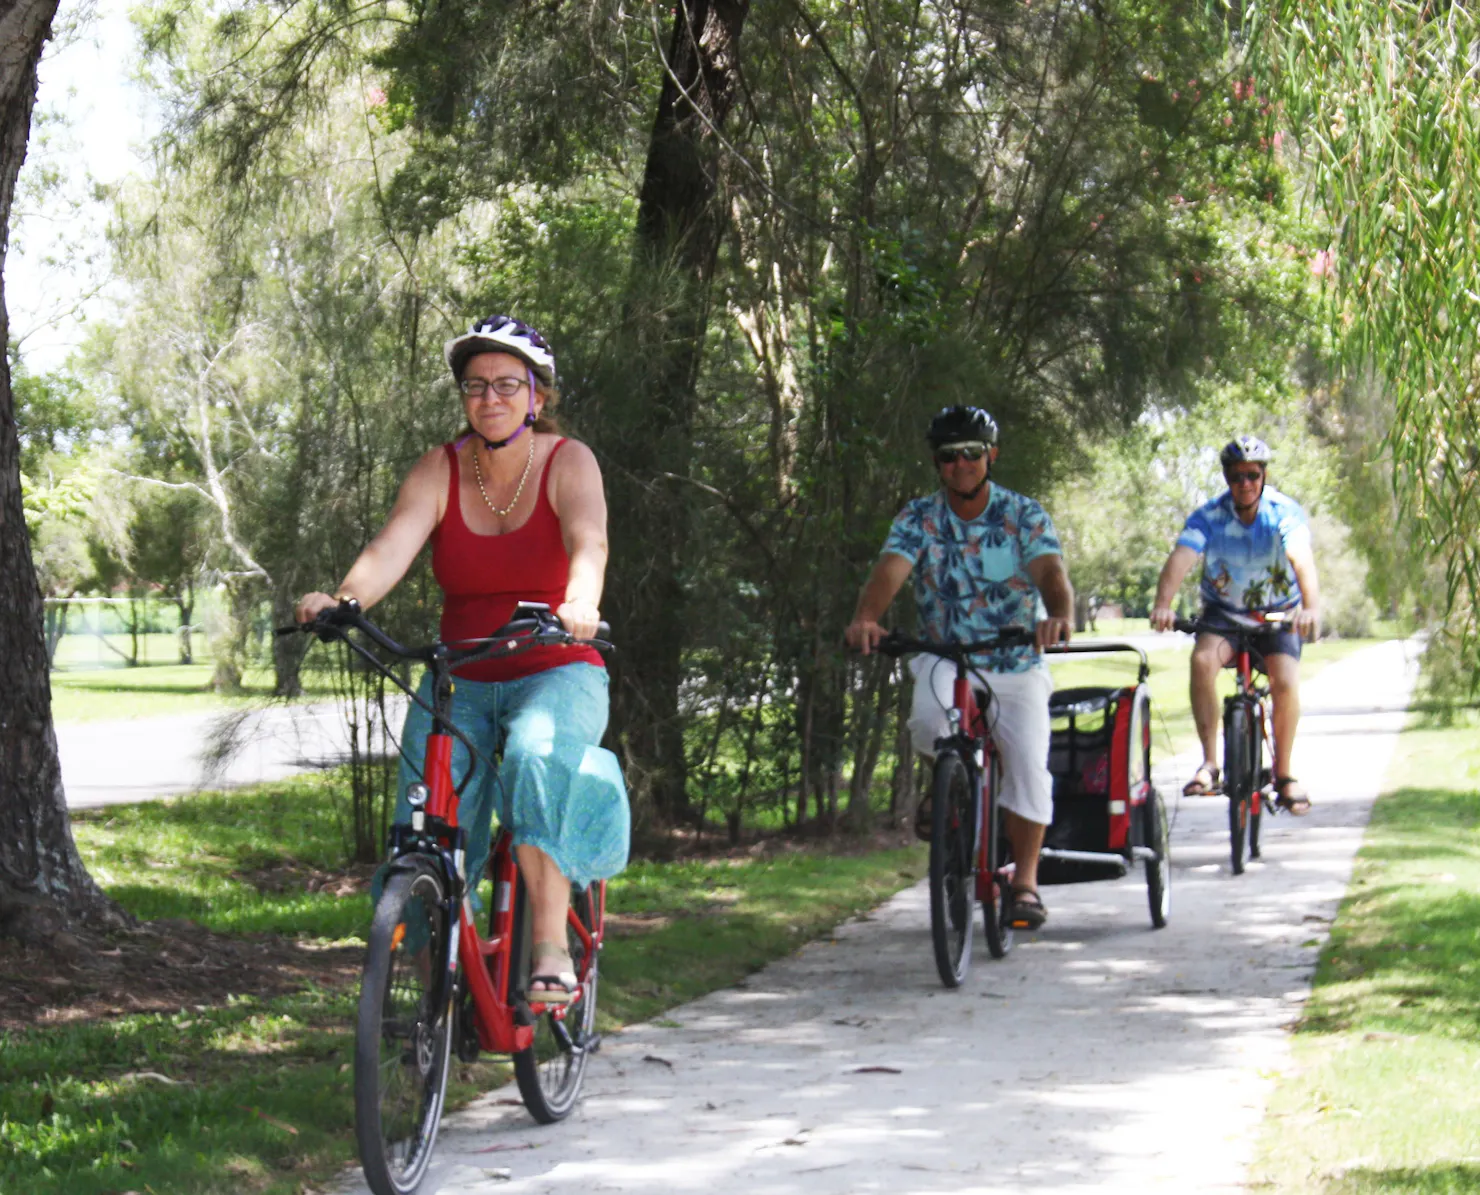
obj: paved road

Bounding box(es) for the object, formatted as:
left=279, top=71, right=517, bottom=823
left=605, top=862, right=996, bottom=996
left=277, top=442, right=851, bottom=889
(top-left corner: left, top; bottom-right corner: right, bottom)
left=55, top=631, right=1175, bottom=809
left=331, top=637, right=1422, bottom=1195
left=57, top=700, right=406, bottom=809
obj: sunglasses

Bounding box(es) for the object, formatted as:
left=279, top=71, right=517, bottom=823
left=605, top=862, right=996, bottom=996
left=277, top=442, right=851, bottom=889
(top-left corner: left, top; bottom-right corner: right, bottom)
left=935, top=445, right=986, bottom=465
left=1226, top=469, right=1264, bottom=484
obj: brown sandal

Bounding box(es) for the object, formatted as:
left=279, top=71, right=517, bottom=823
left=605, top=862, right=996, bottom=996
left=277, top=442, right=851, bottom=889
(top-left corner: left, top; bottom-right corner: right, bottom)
left=1273, top=777, right=1311, bottom=815
left=1183, top=763, right=1221, bottom=796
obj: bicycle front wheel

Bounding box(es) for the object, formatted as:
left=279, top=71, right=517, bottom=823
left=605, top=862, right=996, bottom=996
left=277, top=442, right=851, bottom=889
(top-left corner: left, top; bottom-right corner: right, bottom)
left=1224, top=701, right=1251, bottom=876
left=355, top=860, right=455, bottom=1195
left=929, top=749, right=976, bottom=987
left=512, top=881, right=601, bottom=1123
left=981, top=754, right=1015, bottom=959
left=1248, top=705, right=1265, bottom=859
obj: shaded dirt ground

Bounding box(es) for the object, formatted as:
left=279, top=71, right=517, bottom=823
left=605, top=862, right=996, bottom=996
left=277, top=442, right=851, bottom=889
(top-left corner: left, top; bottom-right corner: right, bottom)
left=0, top=917, right=362, bottom=1034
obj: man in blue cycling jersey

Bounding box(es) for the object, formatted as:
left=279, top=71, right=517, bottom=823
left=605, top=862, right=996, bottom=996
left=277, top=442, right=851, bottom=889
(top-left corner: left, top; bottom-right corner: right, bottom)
left=1150, top=435, right=1321, bottom=813
left=845, top=405, right=1074, bottom=928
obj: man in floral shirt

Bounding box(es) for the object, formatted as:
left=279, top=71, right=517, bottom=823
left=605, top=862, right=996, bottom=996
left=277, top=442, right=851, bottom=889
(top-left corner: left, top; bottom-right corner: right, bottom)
left=845, top=406, right=1074, bottom=928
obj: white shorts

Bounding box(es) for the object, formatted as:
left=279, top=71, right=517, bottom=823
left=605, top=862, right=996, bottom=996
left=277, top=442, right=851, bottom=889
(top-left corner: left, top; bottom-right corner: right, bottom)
left=908, top=655, right=1055, bottom=826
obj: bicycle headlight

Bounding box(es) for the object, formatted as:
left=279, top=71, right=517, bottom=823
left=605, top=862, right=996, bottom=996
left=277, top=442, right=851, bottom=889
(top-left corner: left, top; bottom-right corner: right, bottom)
left=406, top=783, right=429, bottom=809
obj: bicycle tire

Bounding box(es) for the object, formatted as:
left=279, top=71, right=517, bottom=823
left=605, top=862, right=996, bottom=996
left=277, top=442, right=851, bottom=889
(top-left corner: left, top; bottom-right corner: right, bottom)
left=1224, top=701, right=1251, bottom=876
left=355, top=860, right=454, bottom=1195
left=1248, top=705, right=1265, bottom=859
left=511, top=880, right=600, bottom=1123
left=981, top=754, right=1014, bottom=959
left=1144, top=788, right=1171, bottom=927
left=928, top=749, right=976, bottom=987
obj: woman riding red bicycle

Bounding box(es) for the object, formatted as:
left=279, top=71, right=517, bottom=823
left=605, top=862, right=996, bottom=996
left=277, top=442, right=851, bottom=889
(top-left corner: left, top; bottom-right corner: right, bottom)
left=296, top=314, right=629, bottom=1002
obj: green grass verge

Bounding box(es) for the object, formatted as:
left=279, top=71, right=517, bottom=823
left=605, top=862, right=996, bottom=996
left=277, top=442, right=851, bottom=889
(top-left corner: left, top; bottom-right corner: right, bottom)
left=1249, top=706, right=1480, bottom=1194
left=51, top=662, right=337, bottom=723
left=2, top=776, right=926, bottom=1194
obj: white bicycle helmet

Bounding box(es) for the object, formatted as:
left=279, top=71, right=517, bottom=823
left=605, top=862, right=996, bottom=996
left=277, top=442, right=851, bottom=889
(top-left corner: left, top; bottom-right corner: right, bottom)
left=1219, top=435, right=1272, bottom=467
left=444, top=315, right=556, bottom=387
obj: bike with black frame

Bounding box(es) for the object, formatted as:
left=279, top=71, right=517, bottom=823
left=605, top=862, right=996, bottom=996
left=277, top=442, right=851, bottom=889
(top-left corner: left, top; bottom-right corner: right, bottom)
left=1174, top=610, right=1291, bottom=875
left=277, top=599, right=613, bottom=1195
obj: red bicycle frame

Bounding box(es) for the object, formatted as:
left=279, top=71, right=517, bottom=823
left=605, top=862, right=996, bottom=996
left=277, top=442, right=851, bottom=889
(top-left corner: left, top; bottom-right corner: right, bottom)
left=420, top=724, right=605, bottom=1055
left=949, top=677, right=1013, bottom=906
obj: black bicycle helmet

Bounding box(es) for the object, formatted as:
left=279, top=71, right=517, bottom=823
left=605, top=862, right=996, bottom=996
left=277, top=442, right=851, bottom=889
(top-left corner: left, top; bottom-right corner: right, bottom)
left=926, top=405, right=999, bottom=448
left=1219, top=435, right=1272, bottom=468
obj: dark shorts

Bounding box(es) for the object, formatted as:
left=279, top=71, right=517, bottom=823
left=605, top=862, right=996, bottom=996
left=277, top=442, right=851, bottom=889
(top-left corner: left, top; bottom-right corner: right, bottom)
left=1199, top=607, right=1302, bottom=674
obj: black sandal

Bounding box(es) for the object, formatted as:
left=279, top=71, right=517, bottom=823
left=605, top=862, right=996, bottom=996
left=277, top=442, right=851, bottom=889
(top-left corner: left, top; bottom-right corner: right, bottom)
left=1273, top=777, right=1311, bottom=816
left=1183, top=763, right=1221, bottom=796
left=529, top=943, right=577, bottom=1005
left=1009, top=887, right=1049, bottom=930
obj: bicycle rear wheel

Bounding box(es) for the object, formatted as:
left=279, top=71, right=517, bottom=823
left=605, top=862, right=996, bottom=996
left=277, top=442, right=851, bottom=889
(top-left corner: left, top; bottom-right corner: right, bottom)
left=1144, top=789, right=1171, bottom=927
left=355, top=859, right=454, bottom=1195
left=981, top=755, right=1014, bottom=959
left=1224, top=702, right=1251, bottom=876
left=929, top=749, right=976, bottom=987
left=511, top=880, right=601, bottom=1123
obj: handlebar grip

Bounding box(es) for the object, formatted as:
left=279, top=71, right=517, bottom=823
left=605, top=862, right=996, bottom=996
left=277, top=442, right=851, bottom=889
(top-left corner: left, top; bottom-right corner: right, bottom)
left=596, top=621, right=611, bottom=640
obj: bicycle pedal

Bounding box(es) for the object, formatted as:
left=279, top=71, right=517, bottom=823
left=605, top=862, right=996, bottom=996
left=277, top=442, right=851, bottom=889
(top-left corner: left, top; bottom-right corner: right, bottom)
left=583, top=1033, right=602, bottom=1056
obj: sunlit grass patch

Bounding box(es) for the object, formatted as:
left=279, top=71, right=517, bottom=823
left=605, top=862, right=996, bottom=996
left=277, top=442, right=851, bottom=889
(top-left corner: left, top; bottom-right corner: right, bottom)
left=1251, top=708, right=1480, bottom=1193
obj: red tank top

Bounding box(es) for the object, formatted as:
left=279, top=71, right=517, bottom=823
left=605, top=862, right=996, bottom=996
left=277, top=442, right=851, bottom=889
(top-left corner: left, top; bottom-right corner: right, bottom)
left=433, top=438, right=605, bottom=682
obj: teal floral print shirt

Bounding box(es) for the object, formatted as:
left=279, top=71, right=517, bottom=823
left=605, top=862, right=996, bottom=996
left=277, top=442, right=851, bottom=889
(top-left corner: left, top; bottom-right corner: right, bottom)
left=882, top=486, right=1062, bottom=673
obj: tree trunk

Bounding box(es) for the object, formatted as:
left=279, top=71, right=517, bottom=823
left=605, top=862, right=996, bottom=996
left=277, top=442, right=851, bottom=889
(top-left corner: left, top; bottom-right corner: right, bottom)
left=603, top=0, right=750, bottom=829
left=0, top=0, right=125, bottom=944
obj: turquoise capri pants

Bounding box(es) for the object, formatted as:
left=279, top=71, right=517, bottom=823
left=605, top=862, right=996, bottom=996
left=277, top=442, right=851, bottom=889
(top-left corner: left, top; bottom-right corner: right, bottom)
left=381, top=661, right=630, bottom=901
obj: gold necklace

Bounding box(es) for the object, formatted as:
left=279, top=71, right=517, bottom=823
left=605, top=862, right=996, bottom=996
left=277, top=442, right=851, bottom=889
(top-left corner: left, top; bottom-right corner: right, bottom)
left=472, top=436, right=536, bottom=519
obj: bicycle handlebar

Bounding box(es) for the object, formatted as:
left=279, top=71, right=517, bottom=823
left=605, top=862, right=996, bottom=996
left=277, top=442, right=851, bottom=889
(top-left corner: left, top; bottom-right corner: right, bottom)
left=1172, top=609, right=1291, bottom=638
left=276, top=599, right=613, bottom=665
left=873, top=626, right=1035, bottom=661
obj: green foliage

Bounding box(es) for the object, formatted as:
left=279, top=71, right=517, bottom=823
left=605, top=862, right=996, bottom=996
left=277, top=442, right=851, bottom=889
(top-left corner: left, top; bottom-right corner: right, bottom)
left=1256, top=2, right=1480, bottom=670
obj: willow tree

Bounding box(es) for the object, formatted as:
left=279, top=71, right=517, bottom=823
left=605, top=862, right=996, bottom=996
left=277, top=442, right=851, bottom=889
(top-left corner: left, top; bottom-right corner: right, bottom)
left=1259, top=2, right=1480, bottom=664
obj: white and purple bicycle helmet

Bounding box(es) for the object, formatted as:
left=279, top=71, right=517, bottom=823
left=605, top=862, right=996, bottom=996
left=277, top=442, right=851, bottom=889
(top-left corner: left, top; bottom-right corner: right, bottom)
left=443, top=315, right=556, bottom=387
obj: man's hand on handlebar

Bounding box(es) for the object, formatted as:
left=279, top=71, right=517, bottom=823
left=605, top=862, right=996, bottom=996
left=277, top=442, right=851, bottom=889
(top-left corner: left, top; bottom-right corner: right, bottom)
left=1293, top=606, right=1320, bottom=641
left=1149, top=605, right=1177, bottom=633
left=1036, top=616, right=1072, bottom=651
left=844, top=618, right=889, bottom=656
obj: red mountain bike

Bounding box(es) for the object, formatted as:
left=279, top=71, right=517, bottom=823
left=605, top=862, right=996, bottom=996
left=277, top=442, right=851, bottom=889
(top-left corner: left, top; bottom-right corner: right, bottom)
left=1176, top=611, right=1290, bottom=875
left=876, top=628, right=1034, bottom=986
left=279, top=600, right=612, bottom=1195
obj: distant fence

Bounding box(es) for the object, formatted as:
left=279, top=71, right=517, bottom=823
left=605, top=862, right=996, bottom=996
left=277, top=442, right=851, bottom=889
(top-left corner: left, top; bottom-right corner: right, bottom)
left=43, top=596, right=203, bottom=670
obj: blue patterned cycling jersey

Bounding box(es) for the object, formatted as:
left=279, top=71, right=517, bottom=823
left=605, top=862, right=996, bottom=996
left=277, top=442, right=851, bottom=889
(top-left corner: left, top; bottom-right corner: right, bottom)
left=882, top=486, right=1061, bottom=673
left=1175, top=485, right=1310, bottom=614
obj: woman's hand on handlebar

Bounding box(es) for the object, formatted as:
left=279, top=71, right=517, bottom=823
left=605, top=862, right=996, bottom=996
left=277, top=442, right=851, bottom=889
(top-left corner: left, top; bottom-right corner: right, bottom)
left=844, top=618, right=888, bottom=656
left=296, top=591, right=341, bottom=624
left=557, top=598, right=602, bottom=641
left=1036, top=616, right=1072, bottom=651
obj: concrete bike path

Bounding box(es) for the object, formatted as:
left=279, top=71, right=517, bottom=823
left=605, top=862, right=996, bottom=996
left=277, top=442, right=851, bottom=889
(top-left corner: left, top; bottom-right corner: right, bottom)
left=334, top=637, right=1423, bottom=1195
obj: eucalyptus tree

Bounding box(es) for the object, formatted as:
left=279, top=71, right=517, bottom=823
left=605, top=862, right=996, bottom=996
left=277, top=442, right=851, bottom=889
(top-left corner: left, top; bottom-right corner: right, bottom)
left=0, top=0, right=125, bottom=944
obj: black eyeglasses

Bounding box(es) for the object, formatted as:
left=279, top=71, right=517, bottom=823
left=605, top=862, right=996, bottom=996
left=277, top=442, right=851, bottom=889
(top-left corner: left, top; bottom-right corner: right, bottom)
left=460, top=376, right=529, bottom=399
left=935, top=445, right=986, bottom=465
left=1226, top=469, right=1264, bottom=484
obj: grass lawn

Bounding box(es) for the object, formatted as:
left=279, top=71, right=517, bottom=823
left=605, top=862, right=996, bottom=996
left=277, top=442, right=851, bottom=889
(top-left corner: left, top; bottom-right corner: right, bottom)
left=51, top=662, right=338, bottom=723
left=1248, top=703, right=1480, bottom=1194
left=0, top=776, right=926, bottom=1195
